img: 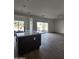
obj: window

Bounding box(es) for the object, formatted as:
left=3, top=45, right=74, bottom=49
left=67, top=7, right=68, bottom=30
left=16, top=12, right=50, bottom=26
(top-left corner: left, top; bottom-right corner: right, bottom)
left=14, top=20, right=24, bottom=32
left=37, top=22, right=48, bottom=32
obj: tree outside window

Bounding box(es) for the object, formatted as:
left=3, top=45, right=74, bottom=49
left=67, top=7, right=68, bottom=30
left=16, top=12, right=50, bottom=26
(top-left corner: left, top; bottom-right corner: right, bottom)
left=14, top=20, right=24, bottom=32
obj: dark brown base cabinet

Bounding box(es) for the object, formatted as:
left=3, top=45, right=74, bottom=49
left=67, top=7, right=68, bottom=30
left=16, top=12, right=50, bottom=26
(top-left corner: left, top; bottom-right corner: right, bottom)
left=17, top=34, right=41, bottom=55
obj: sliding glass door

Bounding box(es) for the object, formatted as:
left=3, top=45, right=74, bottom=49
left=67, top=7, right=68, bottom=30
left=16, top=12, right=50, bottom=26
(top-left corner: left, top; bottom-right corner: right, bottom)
left=37, top=22, right=48, bottom=32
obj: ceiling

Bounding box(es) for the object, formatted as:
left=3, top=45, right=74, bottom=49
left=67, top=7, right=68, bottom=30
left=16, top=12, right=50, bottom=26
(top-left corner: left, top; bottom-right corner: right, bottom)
left=14, top=0, right=64, bottom=19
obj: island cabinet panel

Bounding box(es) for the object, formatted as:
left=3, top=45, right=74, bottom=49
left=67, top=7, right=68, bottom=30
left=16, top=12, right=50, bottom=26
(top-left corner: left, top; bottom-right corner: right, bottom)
left=17, top=34, right=41, bottom=55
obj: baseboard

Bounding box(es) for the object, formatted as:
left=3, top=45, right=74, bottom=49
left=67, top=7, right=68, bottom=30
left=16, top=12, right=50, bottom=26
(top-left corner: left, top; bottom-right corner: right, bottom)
left=50, top=32, right=64, bottom=35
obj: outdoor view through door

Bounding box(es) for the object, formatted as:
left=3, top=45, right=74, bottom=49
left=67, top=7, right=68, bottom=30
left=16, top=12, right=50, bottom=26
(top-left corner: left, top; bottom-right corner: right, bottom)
left=37, top=22, right=48, bottom=32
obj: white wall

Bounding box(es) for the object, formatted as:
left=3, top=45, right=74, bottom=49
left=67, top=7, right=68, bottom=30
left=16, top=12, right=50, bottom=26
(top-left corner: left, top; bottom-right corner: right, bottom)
left=33, top=17, right=54, bottom=33
left=54, top=19, right=64, bottom=33
left=14, top=14, right=54, bottom=33
left=14, top=15, right=30, bottom=31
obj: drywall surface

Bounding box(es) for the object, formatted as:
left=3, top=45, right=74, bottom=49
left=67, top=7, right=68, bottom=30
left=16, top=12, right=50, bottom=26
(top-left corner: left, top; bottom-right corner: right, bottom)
left=54, top=19, right=64, bottom=33
left=14, top=14, right=54, bottom=33
left=14, top=15, right=30, bottom=31
left=33, top=17, right=54, bottom=33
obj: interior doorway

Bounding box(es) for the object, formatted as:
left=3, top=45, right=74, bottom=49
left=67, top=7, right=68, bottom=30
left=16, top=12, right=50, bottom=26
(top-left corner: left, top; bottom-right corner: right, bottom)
left=37, top=22, right=48, bottom=32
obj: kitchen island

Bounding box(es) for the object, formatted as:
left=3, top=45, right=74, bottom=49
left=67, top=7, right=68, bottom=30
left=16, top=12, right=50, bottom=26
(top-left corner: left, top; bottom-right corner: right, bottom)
left=15, top=30, right=41, bottom=56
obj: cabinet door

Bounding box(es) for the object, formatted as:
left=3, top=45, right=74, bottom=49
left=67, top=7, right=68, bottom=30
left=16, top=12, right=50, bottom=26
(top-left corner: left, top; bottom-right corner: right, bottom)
left=17, top=34, right=41, bottom=55
left=18, top=36, right=34, bottom=54
left=34, top=34, right=41, bottom=48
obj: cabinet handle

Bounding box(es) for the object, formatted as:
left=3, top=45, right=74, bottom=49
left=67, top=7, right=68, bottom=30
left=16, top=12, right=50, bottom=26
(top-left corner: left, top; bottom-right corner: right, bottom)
left=34, top=37, right=36, bottom=40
